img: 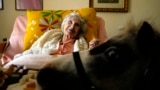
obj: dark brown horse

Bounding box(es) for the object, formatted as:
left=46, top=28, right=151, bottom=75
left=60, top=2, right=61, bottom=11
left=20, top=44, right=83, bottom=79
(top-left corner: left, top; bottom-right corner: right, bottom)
left=37, top=21, right=160, bottom=90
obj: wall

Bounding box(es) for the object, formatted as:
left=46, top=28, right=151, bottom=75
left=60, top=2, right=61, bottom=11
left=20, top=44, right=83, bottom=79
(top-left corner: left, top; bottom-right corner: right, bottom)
left=0, top=0, right=160, bottom=41
left=0, top=0, right=26, bottom=40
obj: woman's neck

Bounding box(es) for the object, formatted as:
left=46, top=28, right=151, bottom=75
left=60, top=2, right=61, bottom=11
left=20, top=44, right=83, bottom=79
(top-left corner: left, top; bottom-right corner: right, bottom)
left=62, top=35, right=74, bottom=43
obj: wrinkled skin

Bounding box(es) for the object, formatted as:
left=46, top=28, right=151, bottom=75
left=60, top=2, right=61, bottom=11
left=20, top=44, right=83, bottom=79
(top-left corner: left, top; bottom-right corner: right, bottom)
left=37, top=22, right=160, bottom=90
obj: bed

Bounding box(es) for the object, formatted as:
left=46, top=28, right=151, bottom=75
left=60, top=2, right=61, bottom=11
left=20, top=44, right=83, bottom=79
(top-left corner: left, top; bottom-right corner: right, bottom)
left=0, top=8, right=107, bottom=90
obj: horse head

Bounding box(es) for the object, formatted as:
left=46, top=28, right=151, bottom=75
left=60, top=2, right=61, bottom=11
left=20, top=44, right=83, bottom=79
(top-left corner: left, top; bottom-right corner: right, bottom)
left=37, top=21, right=160, bottom=90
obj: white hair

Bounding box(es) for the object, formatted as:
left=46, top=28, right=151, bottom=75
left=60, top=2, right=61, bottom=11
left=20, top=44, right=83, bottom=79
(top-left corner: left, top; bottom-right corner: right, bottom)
left=61, top=12, right=87, bottom=36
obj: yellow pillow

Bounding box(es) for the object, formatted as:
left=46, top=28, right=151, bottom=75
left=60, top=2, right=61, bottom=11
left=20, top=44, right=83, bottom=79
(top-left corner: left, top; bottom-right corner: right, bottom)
left=24, top=8, right=98, bottom=50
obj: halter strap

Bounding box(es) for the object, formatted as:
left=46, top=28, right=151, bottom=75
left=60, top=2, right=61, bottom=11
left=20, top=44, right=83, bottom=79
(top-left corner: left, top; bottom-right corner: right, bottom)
left=73, top=51, right=96, bottom=90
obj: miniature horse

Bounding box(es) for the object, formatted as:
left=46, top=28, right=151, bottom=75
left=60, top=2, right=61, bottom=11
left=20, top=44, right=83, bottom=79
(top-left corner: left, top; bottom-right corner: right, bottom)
left=37, top=21, right=160, bottom=90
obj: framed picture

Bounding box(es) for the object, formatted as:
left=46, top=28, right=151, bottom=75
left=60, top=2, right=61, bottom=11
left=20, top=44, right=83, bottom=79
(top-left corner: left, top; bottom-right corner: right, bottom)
left=0, top=0, right=3, bottom=10
left=89, top=0, right=128, bottom=12
left=15, top=0, right=43, bottom=11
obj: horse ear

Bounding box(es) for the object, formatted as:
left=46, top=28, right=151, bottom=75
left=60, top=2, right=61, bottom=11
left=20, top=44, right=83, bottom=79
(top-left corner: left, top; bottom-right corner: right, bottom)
left=136, top=21, right=155, bottom=52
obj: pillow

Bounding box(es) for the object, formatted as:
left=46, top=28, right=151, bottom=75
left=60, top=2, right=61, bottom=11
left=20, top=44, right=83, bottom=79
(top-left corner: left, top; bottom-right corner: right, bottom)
left=24, top=8, right=98, bottom=50
left=1, top=15, right=27, bottom=65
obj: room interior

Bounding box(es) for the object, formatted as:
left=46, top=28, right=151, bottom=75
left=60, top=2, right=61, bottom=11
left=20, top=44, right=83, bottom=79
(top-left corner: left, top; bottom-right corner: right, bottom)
left=0, top=0, right=160, bottom=89
left=0, top=0, right=160, bottom=41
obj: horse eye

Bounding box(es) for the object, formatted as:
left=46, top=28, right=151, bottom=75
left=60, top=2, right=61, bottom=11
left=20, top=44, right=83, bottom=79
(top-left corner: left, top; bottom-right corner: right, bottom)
left=108, top=50, right=118, bottom=58
left=104, top=46, right=119, bottom=60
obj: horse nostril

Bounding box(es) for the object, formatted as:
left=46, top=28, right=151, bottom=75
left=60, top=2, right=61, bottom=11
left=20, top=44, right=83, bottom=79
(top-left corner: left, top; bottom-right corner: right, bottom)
left=37, top=67, right=69, bottom=89
left=37, top=68, right=55, bottom=88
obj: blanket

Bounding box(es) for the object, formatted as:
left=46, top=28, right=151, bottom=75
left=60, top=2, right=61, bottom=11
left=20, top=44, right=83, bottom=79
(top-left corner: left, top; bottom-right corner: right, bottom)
left=3, top=29, right=90, bottom=70
left=0, top=65, right=38, bottom=90
left=14, top=29, right=88, bottom=58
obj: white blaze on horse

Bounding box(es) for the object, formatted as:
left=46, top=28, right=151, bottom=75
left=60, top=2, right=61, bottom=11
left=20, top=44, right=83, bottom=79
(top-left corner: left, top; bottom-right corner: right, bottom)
left=37, top=21, right=160, bottom=90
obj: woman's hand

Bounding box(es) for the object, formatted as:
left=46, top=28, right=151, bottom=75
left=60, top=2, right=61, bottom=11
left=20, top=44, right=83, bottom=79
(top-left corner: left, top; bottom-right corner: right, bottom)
left=89, top=39, right=99, bottom=50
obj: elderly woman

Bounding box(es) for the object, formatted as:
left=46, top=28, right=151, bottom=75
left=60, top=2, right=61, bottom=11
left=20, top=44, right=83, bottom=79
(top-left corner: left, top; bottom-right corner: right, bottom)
left=13, top=12, right=98, bottom=58
left=53, top=12, right=88, bottom=55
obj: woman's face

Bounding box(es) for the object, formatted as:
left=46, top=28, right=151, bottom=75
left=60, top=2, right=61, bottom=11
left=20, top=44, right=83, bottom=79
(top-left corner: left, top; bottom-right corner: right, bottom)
left=63, top=16, right=81, bottom=38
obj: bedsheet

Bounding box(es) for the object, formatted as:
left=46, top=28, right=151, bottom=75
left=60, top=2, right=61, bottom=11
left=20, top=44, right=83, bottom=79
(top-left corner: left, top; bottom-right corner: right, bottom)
left=7, top=70, right=38, bottom=90
left=0, top=65, right=39, bottom=90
